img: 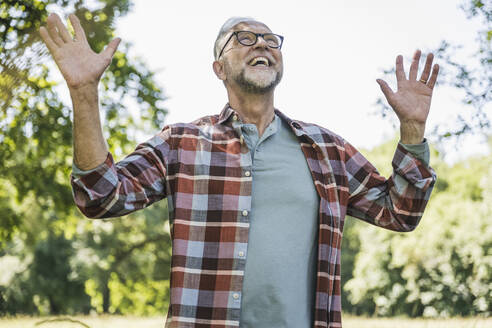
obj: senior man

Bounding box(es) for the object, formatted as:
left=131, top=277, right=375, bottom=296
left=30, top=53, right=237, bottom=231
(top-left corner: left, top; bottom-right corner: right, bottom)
left=40, top=13, right=438, bottom=328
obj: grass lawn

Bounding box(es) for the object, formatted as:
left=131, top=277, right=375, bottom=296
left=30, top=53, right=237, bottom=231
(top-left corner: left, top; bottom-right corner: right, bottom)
left=342, top=315, right=492, bottom=328
left=0, top=315, right=491, bottom=328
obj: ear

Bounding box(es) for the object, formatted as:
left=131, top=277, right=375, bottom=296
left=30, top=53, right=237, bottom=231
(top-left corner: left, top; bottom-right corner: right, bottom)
left=213, top=60, right=226, bottom=81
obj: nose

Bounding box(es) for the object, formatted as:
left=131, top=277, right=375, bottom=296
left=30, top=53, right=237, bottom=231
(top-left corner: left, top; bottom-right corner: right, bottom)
left=253, top=35, right=269, bottom=50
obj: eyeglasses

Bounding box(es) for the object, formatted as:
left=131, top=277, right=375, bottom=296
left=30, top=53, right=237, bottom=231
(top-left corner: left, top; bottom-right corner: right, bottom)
left=218, top=31, right=284, bottom=59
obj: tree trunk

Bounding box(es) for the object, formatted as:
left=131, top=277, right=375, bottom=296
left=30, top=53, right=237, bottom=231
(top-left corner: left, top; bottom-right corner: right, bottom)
left=48, top=295, right=60, bottom=314
left=102, top=276, right=110, bottom=313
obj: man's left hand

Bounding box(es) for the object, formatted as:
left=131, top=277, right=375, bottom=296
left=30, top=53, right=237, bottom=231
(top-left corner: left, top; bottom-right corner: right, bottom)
left=376, top=49, right=439, bottom=144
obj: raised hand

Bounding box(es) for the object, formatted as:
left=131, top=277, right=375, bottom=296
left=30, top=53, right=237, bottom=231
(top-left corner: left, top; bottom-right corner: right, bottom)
left=376, top=50, right=440, bottom=144
left=39, top=13, right=120, bottom=169
left=39, top=13, right=121, bottom=89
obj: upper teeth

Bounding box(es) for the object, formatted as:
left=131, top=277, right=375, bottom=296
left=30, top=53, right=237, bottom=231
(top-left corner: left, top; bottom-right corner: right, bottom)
left=250, top=57, right=269, bottom=66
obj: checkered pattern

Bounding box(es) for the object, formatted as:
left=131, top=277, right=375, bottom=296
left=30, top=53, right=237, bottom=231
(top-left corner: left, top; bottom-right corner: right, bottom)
left=71, top=105, right=436, bottom=328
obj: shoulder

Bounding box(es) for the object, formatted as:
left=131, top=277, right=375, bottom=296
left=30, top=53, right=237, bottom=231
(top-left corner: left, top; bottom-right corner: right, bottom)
left=276, top=109, right=346, bottom=148
left=155, top=113, right=232, bottom=145
left=292, top=119, right=347, bottom=150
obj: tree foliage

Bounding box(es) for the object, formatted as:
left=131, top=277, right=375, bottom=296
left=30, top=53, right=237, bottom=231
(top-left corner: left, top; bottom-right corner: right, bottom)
left=375, top=0, right=491, bottom=141
left=341, top=137, right=492, bottom=317
left=0, top=0, right=170, bottom=315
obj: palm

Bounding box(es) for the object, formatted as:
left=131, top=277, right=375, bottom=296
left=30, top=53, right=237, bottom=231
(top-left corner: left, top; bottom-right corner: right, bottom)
left=53, top=42, right=105, bottom=88
left=377, top=50, right=439, bottom=125
left=40, top=13, right=120, bottom=89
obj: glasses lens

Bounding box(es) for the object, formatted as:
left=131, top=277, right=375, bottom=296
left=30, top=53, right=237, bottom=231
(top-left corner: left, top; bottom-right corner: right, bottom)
left=236, top=31, right=256, bottom=46
left=263, top=34, right=281, bottom=48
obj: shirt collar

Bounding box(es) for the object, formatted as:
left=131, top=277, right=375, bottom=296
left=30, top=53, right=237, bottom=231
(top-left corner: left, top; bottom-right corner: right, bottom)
left=218, top=104, right=236, bottom=125
left=218, top=104, right=305, bottom=133
left=218, top=104, right=319, bottom=149
left=274, top=109, right=307, bottom=137
left=274, top=109, right=323, bottom=150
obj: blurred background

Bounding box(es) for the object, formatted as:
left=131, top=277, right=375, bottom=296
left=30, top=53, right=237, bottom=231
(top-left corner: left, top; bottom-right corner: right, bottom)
left=0, top=0, right=490, bottom=321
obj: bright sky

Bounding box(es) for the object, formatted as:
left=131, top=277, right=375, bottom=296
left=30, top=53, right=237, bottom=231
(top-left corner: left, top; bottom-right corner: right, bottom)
left=54, top=0, right=489, bottom=162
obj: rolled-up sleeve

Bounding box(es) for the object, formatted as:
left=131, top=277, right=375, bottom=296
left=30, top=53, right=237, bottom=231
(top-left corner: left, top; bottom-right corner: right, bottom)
left=399, top=139, right=430, bottom=167
left=345, top=140, right=436, bottom=232
left=71, top=133, right=171, bottom=218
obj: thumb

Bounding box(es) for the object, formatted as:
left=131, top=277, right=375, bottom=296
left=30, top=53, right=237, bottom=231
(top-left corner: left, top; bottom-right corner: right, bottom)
left=102, top=37, right=121, bottom=60
left=376, top=78, right=394, bottom=102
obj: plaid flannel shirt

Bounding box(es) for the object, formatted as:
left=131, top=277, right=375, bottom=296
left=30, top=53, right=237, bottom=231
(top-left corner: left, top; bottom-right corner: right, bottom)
left=72, top=105, right=436, bottom=328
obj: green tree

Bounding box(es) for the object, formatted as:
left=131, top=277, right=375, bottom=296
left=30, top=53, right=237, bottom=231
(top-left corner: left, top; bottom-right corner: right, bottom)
left=375, top=0, right=491, bottom=141
left=0, top=0, right=170, bottom=315
left=341, top=137, right=492, bottom=317
left=71, top=202, right=172, bottom=314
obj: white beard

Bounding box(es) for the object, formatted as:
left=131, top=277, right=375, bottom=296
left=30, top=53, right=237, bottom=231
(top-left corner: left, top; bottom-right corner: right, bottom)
left=226, top=61, right=283, bottom=94
left=242, top=68, right=279, bottom=90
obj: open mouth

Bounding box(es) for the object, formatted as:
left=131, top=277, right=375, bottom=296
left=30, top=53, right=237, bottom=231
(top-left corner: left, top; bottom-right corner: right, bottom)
left=248, top=56, right=270, bottom=67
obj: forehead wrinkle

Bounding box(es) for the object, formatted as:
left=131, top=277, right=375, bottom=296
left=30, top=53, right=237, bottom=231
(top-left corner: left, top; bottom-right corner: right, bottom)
left=233, top=21, right=272, bottom=33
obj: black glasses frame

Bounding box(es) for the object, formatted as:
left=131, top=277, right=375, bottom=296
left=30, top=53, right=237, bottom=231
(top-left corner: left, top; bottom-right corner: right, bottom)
left=218, top=31, right=284, bottom=59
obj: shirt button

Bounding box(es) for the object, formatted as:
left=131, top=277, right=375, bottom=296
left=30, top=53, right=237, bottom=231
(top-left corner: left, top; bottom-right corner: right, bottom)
left=245, top=171, right=251, bottom=177
left=238, top=251, right=245, bottom=257
left=242, top=210, right=248, bottom=216
left=233, top=293, right=240, bottom=300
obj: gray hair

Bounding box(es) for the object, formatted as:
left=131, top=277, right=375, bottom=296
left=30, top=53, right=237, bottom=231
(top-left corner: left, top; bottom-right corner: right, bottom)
left=213, top=16, right=258, bottom=60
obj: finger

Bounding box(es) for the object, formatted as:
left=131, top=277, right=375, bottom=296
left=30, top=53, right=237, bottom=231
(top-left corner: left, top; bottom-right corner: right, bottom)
left=101, top=37, right=122, bottom=60
left=39, top=26, right=58, bottom=53
left=409, top=49, right=421, bottom=81
left=427, top=64, right=440, bottom=89
left=69, top=14, right=87, bottom=43
left=46, top=14, right=64, bottom=47
left=419, top=52, right=434, bottom=83
left=376, top=79, right=395, bottom=102
left=395, top=55, right=406, bottom=84
left=51, top=13, right=73, bottom=43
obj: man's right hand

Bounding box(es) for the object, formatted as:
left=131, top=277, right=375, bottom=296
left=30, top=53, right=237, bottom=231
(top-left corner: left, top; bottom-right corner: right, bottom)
left=39, top=13, right=120, bottom=170
left=40, top=13, right=121, bottom=90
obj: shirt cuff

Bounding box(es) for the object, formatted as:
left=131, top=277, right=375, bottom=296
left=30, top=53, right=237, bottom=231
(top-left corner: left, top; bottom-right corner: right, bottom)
left=399, top=138, right=430, bottom=167
left=72, top=157, right=109, bottom=178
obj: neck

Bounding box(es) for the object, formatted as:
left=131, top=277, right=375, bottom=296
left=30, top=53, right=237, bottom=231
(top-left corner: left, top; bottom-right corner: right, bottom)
left=227, top=88, right=275, bottom=136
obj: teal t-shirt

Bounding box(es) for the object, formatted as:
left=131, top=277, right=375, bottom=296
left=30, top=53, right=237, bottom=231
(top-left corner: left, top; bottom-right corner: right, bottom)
left=233, top=115, right=320, bottom=328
